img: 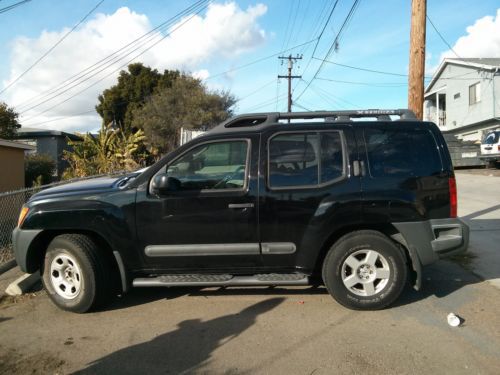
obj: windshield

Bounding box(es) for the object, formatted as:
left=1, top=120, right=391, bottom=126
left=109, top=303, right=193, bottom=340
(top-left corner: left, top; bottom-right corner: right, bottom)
left=483, top=131, right=500, bottom=144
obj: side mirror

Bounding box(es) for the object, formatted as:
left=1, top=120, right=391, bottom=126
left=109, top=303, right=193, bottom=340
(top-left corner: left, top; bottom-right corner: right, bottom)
left=151, top=173, right=181, bottom=195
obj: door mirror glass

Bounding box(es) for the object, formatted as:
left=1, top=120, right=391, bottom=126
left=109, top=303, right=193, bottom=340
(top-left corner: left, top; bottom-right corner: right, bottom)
left=151, top=174, right=181, bottom=195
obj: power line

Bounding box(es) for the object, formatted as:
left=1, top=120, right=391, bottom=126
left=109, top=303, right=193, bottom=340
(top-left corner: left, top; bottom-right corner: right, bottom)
left=295, top=0, right=361, bottom=101
left=14, top=0, right=208, bottom=111
left=316, top=58, right=485, bottom=81
left=316, top=77, right=407, bottom=87
left=0, top=0, right=104, bottom=96
left=310, top=0, right=340, bottom=59
left=236, top=79, right=277, bottom=103
left=23, top=79, right=278, bottom=127
left=240, top=93, right=287, bottom=112
left=427, top=15, right=460, bottom=58
left=292, top=102, right=312, bottom=111
left=0, top=0, right=31, bottom=14
left=20, top=3, right=209, bottom=121
left=282, top=0, right=301, bottom=51
left=294, top=0, right=340, bottom=93
left=22, top=109, right=98, bottom=127
left=314, top=57, right=409, bottom=77
left=206, top=38, right=318, bottom=80
left=309, top=81, right=361, bottom=109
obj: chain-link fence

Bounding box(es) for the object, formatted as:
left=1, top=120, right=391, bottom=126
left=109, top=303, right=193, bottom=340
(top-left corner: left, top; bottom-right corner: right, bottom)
left=0, top=172, right=128, bottom=267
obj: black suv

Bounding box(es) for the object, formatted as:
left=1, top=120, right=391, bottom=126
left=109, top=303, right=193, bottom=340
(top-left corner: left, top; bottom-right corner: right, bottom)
left=13, top=110, right=469, bottom=313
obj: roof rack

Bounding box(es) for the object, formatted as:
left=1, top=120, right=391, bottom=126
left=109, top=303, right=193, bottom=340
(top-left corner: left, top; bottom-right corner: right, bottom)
left=211, top=109, right=416, bottom=133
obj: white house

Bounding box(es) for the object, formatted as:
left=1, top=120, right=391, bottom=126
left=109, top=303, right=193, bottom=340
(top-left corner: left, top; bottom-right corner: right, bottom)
left=179, top=127, right=206, bottom=145
left=424, top=58, right=500, bottom=141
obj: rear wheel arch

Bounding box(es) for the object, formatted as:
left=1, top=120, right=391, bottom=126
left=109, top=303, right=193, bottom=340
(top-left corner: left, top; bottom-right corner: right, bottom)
left=314, top=224, right=416, bottom=284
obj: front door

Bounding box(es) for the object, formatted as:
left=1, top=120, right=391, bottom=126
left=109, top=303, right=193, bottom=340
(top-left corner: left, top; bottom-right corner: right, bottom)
left=135, top=135, right=261, bottom=273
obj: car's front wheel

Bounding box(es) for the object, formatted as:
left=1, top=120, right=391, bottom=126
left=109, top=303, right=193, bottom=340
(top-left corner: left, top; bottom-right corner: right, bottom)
left=41, top=234, right=111, bottom=313
left=322, top=230, right=408, bottom=310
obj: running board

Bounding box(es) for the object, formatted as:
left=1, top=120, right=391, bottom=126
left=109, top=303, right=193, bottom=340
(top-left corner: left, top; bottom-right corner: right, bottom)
left=132, top=273, right=309, bottom=287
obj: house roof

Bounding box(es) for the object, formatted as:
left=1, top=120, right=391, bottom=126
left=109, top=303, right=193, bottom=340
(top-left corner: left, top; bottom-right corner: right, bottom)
left=425, top=58, right=500, bottom=94
left=16, top=127, right=82, bottom=141
left=0, top=139, right=36, bottom=150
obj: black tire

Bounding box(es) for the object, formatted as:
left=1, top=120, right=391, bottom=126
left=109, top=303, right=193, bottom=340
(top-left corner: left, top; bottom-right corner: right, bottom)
left=41, top=234, right=111, bottom=313
left=322, top=230, right=408, bottom=310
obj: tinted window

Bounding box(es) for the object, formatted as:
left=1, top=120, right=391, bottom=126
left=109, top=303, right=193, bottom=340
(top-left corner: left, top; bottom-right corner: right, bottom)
left=269, top=132, right=344, bottom=188
left=166, top=140, right=248, bottom=190
left=365, top=128, right=442, bottom=177
left=320, top=132, right=344, bottom=183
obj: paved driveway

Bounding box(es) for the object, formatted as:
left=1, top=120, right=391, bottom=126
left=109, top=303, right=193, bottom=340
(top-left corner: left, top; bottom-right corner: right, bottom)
left=0, top=172, right=499, bottom=374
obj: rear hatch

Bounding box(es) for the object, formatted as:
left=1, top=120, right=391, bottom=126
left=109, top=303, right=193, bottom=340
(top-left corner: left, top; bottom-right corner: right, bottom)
left=481, top=130, right=500, bottom=155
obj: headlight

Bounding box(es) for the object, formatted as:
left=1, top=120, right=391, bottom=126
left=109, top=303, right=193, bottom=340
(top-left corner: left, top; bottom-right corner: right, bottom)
left=17, top=206, right=29, bottom=228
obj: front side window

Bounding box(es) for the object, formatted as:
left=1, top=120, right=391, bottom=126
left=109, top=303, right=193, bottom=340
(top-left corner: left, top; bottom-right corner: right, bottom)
left=166, top=140, right=249, bottom=191
left=268, top=131, right=345, bottom=188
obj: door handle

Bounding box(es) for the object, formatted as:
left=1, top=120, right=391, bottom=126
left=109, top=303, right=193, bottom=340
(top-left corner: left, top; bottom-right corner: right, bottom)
left=228, top=203, right=254, bottom=209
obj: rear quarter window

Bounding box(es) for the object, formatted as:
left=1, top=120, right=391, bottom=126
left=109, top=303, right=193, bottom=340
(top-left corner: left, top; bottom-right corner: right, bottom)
left=364, top=128, right=443, bottom=178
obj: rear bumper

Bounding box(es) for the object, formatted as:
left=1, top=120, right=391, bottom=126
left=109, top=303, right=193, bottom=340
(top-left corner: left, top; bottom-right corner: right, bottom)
left=393, top=218, right=469, bottom=266
left=479, top=153, right=500, bottom=161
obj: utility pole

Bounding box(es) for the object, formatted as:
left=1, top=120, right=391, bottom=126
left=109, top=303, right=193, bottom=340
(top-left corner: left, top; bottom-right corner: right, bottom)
left=278, top=55, right=302, bottom=112
left=408, top=0, right=427, bottom=120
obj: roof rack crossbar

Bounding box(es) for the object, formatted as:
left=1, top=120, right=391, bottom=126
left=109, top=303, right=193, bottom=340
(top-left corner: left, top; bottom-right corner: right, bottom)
left=219, top=109, right=416, bottom=129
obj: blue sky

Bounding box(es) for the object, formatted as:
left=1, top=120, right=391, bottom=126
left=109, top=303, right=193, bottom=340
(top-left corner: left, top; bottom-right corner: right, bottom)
left=0, top=0, right=499, bottom=132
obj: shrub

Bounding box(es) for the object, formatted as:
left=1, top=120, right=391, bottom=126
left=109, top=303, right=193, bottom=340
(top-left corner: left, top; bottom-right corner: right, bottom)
left=25, top=154, right=55, bottom=187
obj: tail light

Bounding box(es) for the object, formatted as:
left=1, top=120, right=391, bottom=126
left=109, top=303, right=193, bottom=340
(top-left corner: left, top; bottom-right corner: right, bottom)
left=449, top=177, right=457, bottom=218
left=498, top=145, right=500, bottom=152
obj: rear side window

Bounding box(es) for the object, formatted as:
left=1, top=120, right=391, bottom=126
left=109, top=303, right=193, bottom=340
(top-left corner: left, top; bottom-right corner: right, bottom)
left=364, top=128, right=442, bottom=177
left=268, top=131, right=345, bottom=188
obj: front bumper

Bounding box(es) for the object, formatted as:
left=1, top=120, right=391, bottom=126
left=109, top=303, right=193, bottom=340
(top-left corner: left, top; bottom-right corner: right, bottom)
left=12, top=227, right=43, bottom=273
left=393, top=218, right=469, bottom=266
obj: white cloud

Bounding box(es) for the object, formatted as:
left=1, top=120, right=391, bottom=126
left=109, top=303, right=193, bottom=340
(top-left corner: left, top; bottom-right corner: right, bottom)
left=2, top=2, right=267, bottom=132
left=192, top=69, right=210, bottom=80
left=435, top=8, right=500, bottom=67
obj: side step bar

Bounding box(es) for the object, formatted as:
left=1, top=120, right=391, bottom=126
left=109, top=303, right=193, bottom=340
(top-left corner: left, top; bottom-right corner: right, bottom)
left=133, top=273, right=309, bottom=287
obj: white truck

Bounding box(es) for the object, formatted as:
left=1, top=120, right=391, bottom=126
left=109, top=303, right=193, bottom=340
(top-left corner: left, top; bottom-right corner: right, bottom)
left=480, top=129, right=500, bottom=167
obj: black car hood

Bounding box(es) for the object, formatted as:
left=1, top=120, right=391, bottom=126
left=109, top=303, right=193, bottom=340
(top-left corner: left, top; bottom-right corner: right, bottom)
left=31, top=175, right=132, bottom=200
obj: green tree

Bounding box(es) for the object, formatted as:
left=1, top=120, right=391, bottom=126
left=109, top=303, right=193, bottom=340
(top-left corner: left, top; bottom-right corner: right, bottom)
left=63, top=123, right=146, bottom=179
left=0, top=102, right=21, bottom=139
left=132, top=75, right=235, bottom=156
left=95, top=63, right=179, bottom=132
left=25, top=154, right=55, bottom=187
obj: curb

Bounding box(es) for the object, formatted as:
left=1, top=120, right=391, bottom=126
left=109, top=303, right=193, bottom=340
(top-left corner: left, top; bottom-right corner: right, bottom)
left=0, top=259, right=17, bottom=275
left=5, top=271, right=40, bottom=296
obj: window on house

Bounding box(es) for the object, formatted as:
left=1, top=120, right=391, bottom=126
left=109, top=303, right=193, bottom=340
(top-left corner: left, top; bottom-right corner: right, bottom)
left=469, top=82, right=480, bottom=105
left=453, top=93, right=460, bottom=100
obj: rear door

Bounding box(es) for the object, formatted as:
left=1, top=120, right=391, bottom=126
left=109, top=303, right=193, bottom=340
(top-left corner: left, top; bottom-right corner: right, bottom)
left=258, top=125, right=362, bottom=272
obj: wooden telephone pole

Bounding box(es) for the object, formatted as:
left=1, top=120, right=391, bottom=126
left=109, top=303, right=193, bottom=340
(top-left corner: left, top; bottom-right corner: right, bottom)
left=408, top=0, right=427, bottom=120
left=278, top=55, right=302, bottom=112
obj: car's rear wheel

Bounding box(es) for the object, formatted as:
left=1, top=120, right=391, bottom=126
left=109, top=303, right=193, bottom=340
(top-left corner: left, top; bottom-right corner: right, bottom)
left=41, top=234, right=111, bottom=313
left=322, top=230, right=408, bottom=310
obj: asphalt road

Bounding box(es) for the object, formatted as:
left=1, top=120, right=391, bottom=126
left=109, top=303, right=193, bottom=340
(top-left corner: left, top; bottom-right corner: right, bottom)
left=1, top=172, right=499, bottom=374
